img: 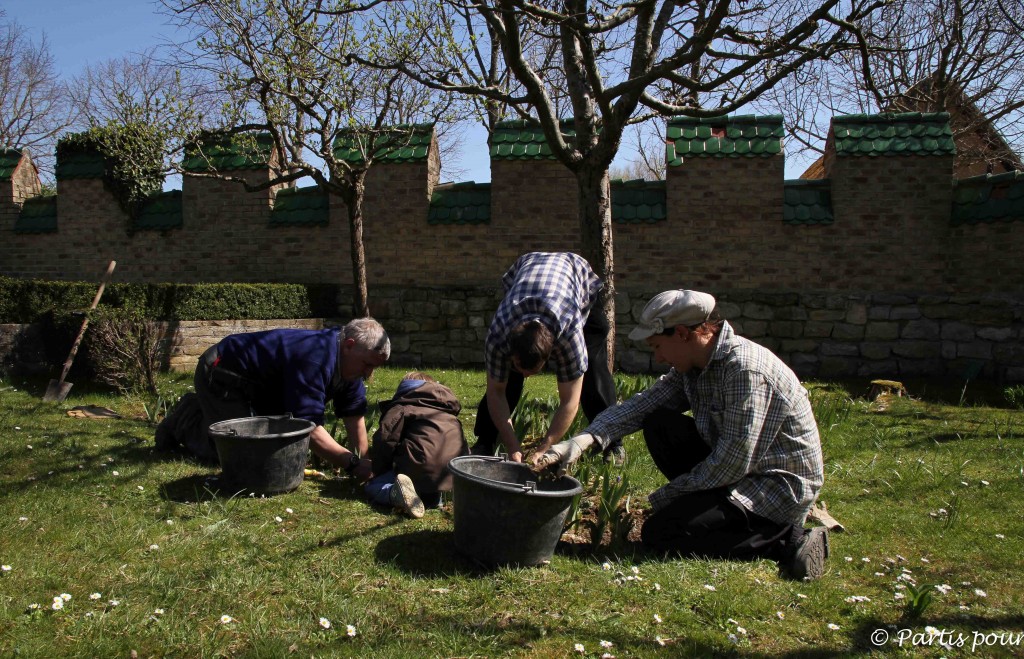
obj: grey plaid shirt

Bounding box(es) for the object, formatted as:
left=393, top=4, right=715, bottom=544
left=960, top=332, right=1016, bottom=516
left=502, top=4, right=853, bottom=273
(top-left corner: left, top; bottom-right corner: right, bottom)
left=484, top=252, right=603, bottom=382
left=587, top=322, right=822, bottom=526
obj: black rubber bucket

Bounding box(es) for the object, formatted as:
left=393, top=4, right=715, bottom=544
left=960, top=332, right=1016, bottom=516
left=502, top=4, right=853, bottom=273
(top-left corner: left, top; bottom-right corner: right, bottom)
left=208, top=415, right=315, bottom=495
left=448, top=455, right=583, bottom=567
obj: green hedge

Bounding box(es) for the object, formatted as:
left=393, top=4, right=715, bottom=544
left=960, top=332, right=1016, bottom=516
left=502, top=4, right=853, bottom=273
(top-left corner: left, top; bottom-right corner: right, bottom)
left=0, top=278, right=339, bottom=323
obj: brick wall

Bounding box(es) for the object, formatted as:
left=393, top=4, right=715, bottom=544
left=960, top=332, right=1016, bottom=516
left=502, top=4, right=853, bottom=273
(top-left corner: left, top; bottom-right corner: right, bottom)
left=2, top=124, right=1023, bottom=382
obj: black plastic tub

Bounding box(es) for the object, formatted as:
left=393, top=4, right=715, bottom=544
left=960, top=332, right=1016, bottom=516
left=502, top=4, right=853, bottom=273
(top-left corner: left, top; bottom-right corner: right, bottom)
left=208, top=415, right=315, bottom=495
left=448, top=455, right=583, bottom=567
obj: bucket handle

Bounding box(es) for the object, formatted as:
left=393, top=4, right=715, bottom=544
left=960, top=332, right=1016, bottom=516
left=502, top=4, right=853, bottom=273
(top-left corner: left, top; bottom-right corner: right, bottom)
left=212, top=413, right=297, bottom=437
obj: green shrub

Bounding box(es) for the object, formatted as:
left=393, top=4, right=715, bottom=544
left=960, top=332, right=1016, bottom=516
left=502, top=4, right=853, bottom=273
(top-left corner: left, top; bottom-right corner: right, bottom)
left=1004, top=385, right=1024, bottom=410
left=0, top=278, right=337, bottom=323
left=57, top=124, right=165, bottom=221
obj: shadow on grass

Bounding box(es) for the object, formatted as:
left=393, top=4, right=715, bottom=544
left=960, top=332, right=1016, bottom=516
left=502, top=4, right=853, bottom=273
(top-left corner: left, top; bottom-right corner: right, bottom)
left=374, top=529, right=490, bottom=578
left=160, top=473, right=228, bottom=502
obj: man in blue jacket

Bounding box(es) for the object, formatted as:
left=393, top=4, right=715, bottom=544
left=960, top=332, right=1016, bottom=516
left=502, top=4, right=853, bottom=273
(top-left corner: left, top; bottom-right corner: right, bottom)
left=156, top=318, right=388, bottom=481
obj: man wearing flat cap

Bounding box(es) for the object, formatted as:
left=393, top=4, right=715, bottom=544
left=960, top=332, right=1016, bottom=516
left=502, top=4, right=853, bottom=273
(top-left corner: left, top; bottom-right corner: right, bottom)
left=536, top=289, right=829, bottom=580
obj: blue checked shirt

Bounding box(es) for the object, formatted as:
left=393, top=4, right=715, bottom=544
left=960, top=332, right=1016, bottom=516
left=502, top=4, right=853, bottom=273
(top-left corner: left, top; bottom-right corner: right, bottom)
left=587, top=322, right=823, bottom=526
left=485, top=252, right=603, bottom=382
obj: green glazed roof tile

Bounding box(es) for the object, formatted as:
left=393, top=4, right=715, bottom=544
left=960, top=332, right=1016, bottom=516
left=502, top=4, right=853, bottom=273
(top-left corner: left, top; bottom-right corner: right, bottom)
left=56, top=151, right=107, bottom=179
left=184, top=132, right=274, bottom=172
left=15, top=195, right=58, bottom=234
left=783, top=180, right=834, bottom=225
left=332, top=123, right=434, bottom=164
left=134, top=190, right=183, bottom=231
left=832, top=112, right=955, bottom=157
left=489, top=119, right=577, bottom=161
left=952, top=171, right=1024, bottom=226
left=271, top=186, right=329, bottom=227
left=611, top=179, right=666, bottom=224
left=666, top=115, right=783, bottom=166
left=428, top=182, right=491, bottom=225
left=0, top=149, right=24, bottom=181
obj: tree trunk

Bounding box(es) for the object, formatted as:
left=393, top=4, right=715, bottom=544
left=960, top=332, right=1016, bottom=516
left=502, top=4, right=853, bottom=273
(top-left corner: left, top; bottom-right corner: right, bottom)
left=347, top=170, right=370, bottom=318
left=576, top=165, right=616, bottom=370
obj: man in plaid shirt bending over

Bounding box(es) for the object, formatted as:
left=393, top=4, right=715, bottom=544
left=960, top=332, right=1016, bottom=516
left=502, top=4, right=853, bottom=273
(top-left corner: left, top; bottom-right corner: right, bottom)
left=536, top=289, right=830, bottom=580
left=473, top=252, right=621, bottom=464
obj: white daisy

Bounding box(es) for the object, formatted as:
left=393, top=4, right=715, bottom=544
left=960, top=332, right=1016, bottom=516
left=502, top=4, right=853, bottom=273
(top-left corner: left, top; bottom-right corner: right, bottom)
left=319, top=617, right=331, bottom=629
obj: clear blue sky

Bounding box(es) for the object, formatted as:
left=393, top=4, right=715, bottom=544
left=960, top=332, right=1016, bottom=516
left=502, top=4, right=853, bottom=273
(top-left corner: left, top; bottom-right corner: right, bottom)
left=7, top=0, right=495, bottom=183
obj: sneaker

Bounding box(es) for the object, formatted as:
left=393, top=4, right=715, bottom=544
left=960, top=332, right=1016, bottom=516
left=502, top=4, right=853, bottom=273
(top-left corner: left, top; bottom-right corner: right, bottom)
left=390, top=474, right=425, bottom=519
left=783, top=527, right=830, bottom=581
left=603, top=444, right=626, bottom=465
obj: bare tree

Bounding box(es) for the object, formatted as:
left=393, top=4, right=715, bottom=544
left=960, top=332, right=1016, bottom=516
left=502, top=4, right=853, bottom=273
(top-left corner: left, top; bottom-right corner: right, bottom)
left=161, top=0, right=454, bottom=317
left=0, top=18, right=76, bottom=181
left=760, top=0, right=1024, bottom=176
left=610, top=122, right=666, bottom=181
left=68, top=47, right=224, bottom=129
left=357, top=0, right=886, bottom=354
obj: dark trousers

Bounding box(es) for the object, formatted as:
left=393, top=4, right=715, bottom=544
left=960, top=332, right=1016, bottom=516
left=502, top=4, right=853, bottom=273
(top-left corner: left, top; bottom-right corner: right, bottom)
left=473, top=310, right=618, bottom=452
left=639, top=408, right=798, bottom=562
left=154, top=346, right=254, bottom=463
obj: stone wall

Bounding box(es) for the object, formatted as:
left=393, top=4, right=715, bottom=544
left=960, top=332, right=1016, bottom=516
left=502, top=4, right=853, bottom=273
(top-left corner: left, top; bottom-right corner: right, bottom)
left=2, top=289, right=1022, bottom=382
left=0, top=318, right=323, bottom=377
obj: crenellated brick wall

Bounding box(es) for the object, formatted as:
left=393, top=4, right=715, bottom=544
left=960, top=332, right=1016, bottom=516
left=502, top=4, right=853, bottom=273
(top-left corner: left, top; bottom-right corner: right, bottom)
left=2, top=116, right=1023, bottom=382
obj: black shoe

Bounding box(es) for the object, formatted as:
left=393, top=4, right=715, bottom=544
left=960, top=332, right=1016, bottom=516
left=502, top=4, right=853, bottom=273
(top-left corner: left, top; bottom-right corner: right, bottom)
left=783, top=527, right=830, bottom=581
left=154, top=416, right=179, bottom=451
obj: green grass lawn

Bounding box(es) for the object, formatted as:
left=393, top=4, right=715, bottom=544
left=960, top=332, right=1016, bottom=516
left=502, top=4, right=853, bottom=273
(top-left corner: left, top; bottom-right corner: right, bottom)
left=1, top=368, right=1022, bottom=657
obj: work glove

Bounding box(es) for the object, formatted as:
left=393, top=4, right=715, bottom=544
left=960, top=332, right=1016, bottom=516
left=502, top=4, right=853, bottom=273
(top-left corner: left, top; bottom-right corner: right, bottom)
left=532, top=433, right=595, bottom=475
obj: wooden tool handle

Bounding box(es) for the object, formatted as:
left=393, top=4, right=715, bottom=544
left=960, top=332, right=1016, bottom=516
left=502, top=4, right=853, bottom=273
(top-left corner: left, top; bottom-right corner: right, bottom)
left=56, top=261, right=117, bottom=384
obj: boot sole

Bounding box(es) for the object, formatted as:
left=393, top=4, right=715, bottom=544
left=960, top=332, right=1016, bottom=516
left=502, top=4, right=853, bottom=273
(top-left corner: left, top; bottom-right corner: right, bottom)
left=393, top=474, right=425, bottom=519
left=787, top=527, right=830, bottom=581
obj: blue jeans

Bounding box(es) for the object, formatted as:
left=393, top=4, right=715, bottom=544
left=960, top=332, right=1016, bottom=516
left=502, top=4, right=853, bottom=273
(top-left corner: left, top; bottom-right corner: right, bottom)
left=364, top=470, right=443, bottom=508
left=364, top=471, right=397, bottom=506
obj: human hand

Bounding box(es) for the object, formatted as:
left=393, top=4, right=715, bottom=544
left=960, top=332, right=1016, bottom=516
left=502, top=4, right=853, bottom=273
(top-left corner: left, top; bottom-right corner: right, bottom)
left=353, top=459, right=373, bottom=483
left=508, top=450, right=524, bottom=463
left=532, top=433, right=595, bottom=474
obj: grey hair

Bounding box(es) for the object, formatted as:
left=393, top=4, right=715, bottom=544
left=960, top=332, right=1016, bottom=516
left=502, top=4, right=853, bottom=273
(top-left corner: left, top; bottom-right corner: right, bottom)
left=342, top=317, right=391, bottom=359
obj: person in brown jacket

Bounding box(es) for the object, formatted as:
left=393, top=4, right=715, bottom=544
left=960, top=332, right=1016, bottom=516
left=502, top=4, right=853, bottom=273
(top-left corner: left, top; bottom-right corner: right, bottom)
left=364, top=372, right=469, bottom=518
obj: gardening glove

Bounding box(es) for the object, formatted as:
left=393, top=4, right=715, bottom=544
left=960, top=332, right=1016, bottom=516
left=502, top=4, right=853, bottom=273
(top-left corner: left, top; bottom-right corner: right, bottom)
left=532, top=433, right=595, bottom=475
